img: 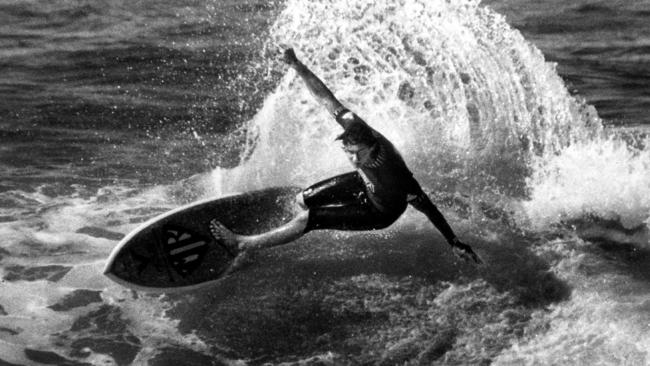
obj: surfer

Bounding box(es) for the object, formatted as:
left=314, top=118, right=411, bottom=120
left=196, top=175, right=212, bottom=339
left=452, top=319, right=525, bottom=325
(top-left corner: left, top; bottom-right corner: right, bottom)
left=210, top=48, right=481, bottom=268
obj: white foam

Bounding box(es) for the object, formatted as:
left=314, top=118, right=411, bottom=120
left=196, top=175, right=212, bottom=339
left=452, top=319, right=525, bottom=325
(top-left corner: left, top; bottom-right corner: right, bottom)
left=495, top=239, right=650, bottom=365
left=521, top=136, right=650, bottom=235
left=0, top=281, right=82, bottom=363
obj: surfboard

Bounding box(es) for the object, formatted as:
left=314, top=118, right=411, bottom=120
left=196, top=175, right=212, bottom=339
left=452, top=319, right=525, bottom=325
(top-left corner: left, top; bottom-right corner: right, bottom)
left=103, top=186, right=301, bottom=293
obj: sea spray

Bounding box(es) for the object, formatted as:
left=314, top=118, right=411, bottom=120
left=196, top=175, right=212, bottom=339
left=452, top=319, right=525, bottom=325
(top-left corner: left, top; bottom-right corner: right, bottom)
left=211, top=0, right=603, bottom=209
left=217, top=0, right=649, bottom=248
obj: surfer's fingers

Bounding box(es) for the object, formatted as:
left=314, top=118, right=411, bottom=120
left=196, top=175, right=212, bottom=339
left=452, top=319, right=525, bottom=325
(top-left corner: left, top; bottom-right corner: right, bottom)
left=468, top=250, right=484, bottom=265
left=453, top=246, right=483, bottom=265
left=452, top=246, right=469, bottom=261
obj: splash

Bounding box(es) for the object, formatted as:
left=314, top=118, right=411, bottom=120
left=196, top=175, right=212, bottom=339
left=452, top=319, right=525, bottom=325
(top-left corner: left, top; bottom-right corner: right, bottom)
left=516, top=134, right=650, bottom=252
left=522, top=136, right=650, bottom=231
left=212, top=0, right=601, bottom=202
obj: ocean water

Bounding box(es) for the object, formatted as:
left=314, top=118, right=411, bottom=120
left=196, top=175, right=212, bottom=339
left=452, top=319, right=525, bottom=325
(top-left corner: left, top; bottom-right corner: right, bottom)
left=0, top=0, right=648, bottom=365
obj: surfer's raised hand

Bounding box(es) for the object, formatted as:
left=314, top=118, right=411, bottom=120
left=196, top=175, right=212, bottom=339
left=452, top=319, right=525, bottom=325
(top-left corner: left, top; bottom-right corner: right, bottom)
left=451, top=239, right=483, bottom=265
left=283, top=48, right=299, bottom=66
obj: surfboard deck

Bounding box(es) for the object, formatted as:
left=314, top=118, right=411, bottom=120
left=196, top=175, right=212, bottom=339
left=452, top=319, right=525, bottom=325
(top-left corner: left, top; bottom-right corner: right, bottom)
left=103, top=186, right=301, bottom=293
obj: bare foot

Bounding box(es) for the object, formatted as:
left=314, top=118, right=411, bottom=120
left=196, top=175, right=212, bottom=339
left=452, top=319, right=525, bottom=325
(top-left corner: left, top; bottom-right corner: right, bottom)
left=209, top=219, right=240, bottom=256
left=209, top=219, right=258, bottom=275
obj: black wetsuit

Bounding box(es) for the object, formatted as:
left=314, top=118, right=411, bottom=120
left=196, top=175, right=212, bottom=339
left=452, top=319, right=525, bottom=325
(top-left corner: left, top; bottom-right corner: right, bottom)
left=304, top=109, right=429, bottom=232
left=302, top=108, right=459, bottom=244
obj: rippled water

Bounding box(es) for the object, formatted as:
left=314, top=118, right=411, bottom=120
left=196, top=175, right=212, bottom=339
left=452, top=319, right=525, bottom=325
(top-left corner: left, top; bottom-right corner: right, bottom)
left=0, top=0, right=648, bottom=365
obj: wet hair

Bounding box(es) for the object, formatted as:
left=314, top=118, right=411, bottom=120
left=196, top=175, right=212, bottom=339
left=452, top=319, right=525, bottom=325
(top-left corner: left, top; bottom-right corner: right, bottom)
left=335, top=122, right=377, bottom=147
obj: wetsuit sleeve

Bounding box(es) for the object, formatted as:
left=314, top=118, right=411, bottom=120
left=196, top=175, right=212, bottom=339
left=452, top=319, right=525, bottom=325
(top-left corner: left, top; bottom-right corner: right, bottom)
left=408, top=185, right=458, bottom=245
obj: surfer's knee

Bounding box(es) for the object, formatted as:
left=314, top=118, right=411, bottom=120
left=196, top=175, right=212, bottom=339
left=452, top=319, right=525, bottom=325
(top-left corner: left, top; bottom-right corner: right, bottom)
left=294, top=209, right=311, bottom=234
left=296, top=192, right=308, bottom=210
left=295, top=208, right=309, bottom=224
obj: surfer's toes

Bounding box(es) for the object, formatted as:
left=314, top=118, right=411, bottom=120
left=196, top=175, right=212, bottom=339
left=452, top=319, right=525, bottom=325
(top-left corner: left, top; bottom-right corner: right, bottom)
left=209, top=219, right=239, bottom=251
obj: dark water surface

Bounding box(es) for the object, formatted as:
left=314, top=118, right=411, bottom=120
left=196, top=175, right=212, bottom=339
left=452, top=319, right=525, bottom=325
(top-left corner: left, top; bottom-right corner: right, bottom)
left=1, top=0, right=283, bottom=186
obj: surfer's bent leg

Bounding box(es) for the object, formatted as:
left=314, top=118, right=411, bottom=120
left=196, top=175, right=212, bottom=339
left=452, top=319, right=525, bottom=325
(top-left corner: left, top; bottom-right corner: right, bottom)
left=231, top=209, right=309, bottom=251
left=302, top=172, right=363, bottom=207
left=213, top=172, right=403, bottom=252
left=302, top=172, right=405, bottom=232
left=233, top=173, right=362, bottom=251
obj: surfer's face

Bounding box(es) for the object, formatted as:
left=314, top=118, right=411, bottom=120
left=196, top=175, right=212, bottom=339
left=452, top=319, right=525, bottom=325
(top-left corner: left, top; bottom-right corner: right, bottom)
left=342, top=142, right=373, bottom=168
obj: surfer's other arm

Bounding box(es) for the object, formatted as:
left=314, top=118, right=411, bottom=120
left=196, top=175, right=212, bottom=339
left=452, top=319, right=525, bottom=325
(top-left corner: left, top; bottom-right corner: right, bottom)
left=283, top=48, right=350, bottom=128
left=409, top=189, right=482, bottom=264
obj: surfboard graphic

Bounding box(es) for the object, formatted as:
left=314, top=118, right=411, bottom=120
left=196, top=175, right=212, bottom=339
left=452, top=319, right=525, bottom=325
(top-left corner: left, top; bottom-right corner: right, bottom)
left=163, top=226, right=210, bottom=276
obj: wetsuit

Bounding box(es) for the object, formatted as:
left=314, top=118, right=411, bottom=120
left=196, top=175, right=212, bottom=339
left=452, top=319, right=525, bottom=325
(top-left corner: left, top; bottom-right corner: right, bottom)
left=303, top=108, right=458, bottom=244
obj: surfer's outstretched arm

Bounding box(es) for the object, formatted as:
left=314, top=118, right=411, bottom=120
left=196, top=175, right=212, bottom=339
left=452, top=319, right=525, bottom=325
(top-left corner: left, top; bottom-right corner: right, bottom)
left=283, top=48, right=351, bottom=128
left=409, top=189, right=483, bottom=264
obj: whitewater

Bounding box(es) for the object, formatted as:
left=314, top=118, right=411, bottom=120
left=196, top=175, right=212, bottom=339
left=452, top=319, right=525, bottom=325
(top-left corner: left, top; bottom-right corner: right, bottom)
left=0, top=0, right=648, bottom=365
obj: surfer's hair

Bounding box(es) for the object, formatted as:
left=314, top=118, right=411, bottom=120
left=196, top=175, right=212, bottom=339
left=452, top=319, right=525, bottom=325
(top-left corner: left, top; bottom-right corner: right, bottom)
left=336, top=122, right=377, bottom=147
